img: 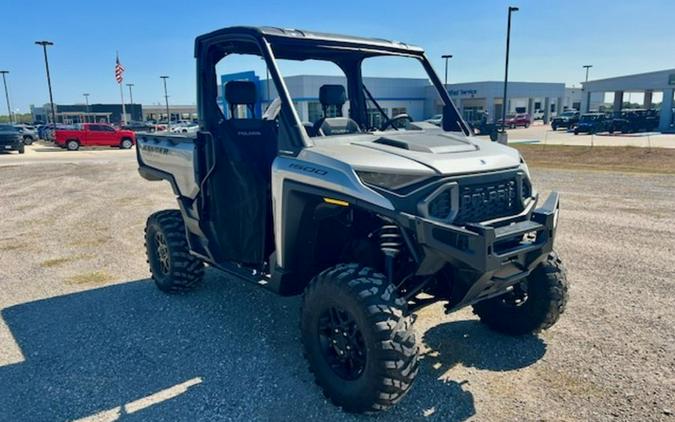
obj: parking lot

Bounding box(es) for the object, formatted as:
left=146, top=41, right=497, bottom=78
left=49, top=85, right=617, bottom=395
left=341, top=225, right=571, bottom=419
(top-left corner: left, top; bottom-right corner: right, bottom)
left=0, top=141, right=674, bottom=421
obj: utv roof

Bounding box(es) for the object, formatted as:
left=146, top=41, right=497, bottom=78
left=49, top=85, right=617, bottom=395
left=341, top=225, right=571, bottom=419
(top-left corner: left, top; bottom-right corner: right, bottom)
left=195, top=26, right=425, bottom=58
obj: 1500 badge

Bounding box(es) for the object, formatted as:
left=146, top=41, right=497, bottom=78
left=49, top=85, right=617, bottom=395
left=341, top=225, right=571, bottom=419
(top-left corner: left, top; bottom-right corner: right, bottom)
left=289, top=163, right=328, bottom=176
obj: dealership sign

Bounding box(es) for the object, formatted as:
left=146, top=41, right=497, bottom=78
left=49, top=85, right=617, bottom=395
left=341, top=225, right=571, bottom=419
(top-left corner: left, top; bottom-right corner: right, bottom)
left=448, top=89, right=478, bottom=97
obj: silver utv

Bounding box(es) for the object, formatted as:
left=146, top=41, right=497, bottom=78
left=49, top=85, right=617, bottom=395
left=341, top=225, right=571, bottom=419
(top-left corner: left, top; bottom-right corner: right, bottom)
left=136, top=26, right=568, bottom=414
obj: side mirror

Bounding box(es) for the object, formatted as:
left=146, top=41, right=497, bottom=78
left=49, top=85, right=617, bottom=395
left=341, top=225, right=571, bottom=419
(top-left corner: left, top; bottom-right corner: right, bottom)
left=442, top=104, right=463, bottom=132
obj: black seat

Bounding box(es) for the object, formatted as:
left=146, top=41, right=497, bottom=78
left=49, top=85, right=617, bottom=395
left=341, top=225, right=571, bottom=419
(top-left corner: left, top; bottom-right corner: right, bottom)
left=222, top=80, right=277, bottom=180
left=312, top=85, right=360, bottom=136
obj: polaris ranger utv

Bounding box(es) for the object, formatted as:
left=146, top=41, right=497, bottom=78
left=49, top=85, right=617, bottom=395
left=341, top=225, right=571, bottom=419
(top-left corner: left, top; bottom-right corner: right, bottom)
left=136, top=26, right=568, bottom=413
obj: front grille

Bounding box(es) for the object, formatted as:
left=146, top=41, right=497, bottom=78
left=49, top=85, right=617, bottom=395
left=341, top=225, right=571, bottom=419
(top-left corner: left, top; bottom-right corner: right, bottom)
left=455, top=178, right=519, bottom=224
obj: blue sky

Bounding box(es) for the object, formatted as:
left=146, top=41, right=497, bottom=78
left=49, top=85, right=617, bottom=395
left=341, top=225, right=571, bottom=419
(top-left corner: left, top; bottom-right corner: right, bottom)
left=2, top=0, right=674, bottom=112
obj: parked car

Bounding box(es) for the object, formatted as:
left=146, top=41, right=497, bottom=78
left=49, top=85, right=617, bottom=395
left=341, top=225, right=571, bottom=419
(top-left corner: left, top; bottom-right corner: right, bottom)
left=13, top=124, right=38, bottom=145
left=54, top=123, right=136, bottom=151
left=551, top=111, right=580, bottom=131
left=170, top=123, right=199, bottom=134
left=425, top=114, right=442, bottom=126
left=609, top=109, right=659, bottom=134
left=574, top=113, right=611, bottom=135
left=532, top=109, right=545, bottom=120
left=0, top=124, right=24, bottom=154
left=121, top=121, right=156, bottom=133
left=497, top=113, right=531, bottom=129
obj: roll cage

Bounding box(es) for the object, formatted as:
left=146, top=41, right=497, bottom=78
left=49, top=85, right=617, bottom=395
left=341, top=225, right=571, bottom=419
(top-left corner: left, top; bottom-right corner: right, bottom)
left=194, top=26, right=470, bottom=156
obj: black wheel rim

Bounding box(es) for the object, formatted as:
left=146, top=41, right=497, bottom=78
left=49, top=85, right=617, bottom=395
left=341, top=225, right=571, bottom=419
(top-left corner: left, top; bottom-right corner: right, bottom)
left=318, top=306, right=367, bottom=380
left=154, top=231, right=170, bottom=274
left=499, top=280, right=529, bottom=308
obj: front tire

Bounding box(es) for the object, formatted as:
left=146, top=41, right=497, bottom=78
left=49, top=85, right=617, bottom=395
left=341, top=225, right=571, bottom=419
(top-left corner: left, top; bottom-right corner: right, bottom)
left=17, top=144, right=25, bottom=154
left=145, top=210, right=204, bottom=293
left=23, top=136, right=34, bottom=145
left=120, top=138, right=133, bottom=149
left=301, top=264, right=419, bottom=413
left=472, top=252, right=568, bottom=336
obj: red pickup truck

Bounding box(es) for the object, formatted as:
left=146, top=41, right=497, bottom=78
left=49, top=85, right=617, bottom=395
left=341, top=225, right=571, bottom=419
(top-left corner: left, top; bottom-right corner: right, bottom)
left=55, top=123, right=136, bottom=151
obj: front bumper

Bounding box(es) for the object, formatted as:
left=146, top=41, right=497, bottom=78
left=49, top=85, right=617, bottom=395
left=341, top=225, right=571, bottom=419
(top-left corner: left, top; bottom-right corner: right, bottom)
left=409, top=192, right=560, bottom=309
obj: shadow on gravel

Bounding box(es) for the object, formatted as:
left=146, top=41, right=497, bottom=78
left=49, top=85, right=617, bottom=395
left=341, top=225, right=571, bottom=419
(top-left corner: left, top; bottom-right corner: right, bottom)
left=0, top=271, right=542, bottom=421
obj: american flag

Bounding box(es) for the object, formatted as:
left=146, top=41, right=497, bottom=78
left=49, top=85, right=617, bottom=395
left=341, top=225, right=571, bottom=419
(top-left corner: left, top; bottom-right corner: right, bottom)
left=115, top=53, right=125, bottom=84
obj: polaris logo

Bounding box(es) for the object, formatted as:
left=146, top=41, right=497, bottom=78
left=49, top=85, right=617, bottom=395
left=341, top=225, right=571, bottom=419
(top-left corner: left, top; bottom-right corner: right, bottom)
left=237, top=130, right=262, bottom=136
left=289, top=163, right=328, bottom=175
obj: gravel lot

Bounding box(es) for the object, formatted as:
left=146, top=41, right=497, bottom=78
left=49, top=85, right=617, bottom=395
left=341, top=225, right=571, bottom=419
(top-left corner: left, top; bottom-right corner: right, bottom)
left=0, top=146, right=673, bottom=421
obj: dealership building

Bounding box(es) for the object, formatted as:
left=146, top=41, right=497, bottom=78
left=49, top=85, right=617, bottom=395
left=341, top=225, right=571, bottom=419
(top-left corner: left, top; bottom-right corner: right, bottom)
left=581, top=68, right=675, bottom=132
left=221, top=71, right=571, bottom=125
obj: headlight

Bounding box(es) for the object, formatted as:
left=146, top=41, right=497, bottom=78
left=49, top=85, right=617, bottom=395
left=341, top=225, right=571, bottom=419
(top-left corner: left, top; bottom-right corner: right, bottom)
left=356, top=171, right=430, bottom=191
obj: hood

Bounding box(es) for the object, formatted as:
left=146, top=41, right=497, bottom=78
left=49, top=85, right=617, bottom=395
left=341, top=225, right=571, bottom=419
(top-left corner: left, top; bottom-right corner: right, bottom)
left=309, top=129, right=521, bottom=176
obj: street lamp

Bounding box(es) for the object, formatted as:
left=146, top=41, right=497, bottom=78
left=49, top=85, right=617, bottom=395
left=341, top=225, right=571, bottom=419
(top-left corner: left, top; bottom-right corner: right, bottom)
left=0, top=70, right=12, bottom=124
left=441, top=54, right=453, bottom=87
left=126, top=83, right=135, bottom=104
left=126, top=83, right=135, bottom=121
left=582, top=64, right=593, bottom=85
left=160, top=76, right=170, bottom=131
left=35, top=40, right=57, bottom=125
left=83, top=93, right=90, bottom=123
left=500, top=6, right=519, bottom=135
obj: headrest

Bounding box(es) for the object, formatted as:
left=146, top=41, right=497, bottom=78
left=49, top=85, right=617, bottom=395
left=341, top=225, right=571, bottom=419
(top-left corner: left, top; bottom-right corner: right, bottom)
left=319, top=85, right=346, bottom=106
left=225, top=80, right=257, bottom=105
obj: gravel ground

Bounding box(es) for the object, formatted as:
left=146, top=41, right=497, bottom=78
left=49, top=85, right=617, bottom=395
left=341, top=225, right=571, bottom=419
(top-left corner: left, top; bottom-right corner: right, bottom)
left=0, top=148, right=673, bottom=421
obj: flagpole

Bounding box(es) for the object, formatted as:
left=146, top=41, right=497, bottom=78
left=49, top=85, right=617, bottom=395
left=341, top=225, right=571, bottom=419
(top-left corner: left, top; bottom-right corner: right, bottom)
left=116, top=50, right=127, bottom=125
left=119, top=82, right=127, bottom=125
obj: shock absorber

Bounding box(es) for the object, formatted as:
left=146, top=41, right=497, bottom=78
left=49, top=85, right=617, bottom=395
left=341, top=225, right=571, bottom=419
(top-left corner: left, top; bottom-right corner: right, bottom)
left=379, top=223, right=402, bottom=283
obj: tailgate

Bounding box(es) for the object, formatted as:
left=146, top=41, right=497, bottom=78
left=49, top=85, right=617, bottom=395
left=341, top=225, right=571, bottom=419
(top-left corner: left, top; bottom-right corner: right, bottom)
left=136, top=133, right=200, bottom=199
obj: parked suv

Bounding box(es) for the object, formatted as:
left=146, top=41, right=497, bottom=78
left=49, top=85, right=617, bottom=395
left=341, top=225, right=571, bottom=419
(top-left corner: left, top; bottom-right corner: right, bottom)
left=498, top=113, right=531, bottom=128
left=0, top=124, right=24, bottom=154
left=135, top=26, right=568, bottom=414
left=14, top=124, right=38, bottom=145
left=610, top=109, right=659, bottom=134
left=551, top=111, right=580, bottom=131
left=574, top=113, right=611, bottom=135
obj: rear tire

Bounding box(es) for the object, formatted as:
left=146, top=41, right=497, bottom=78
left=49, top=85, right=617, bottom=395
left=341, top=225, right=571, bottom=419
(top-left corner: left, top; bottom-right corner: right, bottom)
left=66, top=140, right=79, bottom=151
left=145, top=210, right=204, bottom=293
left=301, top=263, right=419, bottom=413
left=472, top=252, right=568, bottom=336
left=23, top=136, right=33, bottom=145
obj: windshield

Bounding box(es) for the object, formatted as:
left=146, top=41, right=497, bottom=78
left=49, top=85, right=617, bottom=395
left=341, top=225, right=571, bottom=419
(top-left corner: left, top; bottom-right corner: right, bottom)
left=560, top=112, right=576, bottom=117
left=580, top=115, right=598, bottom=122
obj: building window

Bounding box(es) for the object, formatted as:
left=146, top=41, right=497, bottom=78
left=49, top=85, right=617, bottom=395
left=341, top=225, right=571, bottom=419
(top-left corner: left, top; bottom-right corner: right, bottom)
left=391, top=107, right=407, bottom=117
left=308, top=102, right=322, bottom=123
left=572, top=102, right=581, bottom=111
left=367, top=108, right=388, bottom=129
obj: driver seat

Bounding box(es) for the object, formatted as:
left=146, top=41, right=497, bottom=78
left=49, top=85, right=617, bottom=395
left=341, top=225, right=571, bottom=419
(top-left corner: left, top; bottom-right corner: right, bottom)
left=312, top=85, right=361, bottom=136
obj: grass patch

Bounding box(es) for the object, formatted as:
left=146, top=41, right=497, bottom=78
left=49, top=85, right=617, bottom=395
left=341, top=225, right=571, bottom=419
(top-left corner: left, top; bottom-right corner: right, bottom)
left=515, top=145, right=675, bottom=175
left=65, top=271, right=113, bottom=285
left=40, top=254, right=92, bottom=268
left=0, top=243, right=26, bottom=252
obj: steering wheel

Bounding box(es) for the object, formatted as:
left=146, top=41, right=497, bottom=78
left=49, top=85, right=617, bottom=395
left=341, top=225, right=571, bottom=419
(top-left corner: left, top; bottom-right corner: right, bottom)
left=380, top=113, right=412, bottom=131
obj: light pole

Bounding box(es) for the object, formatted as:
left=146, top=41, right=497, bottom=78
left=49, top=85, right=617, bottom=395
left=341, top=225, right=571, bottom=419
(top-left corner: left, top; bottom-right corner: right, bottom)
left=441, top=54, right=453, bottom=87
left=0, top=70, right=12, bottom=124
left=83, top=93, right=90, bottom=123
left=582, top=64, right=593, bottom=85
left=35, top=41, right=57, bottom=125
left=160, top=76, right=170, bottom=131
left=126, top=83, right=135, bottom=121
left=126, top=83, right=135, bottom=104
left=501, top=6, right=519, bottom=135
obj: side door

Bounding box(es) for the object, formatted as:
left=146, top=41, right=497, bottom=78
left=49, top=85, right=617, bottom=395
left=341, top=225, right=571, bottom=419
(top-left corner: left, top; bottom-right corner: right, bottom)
left=85, top=124, right=106, bottom=146
left=98, top=124, right=118, bottom=146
